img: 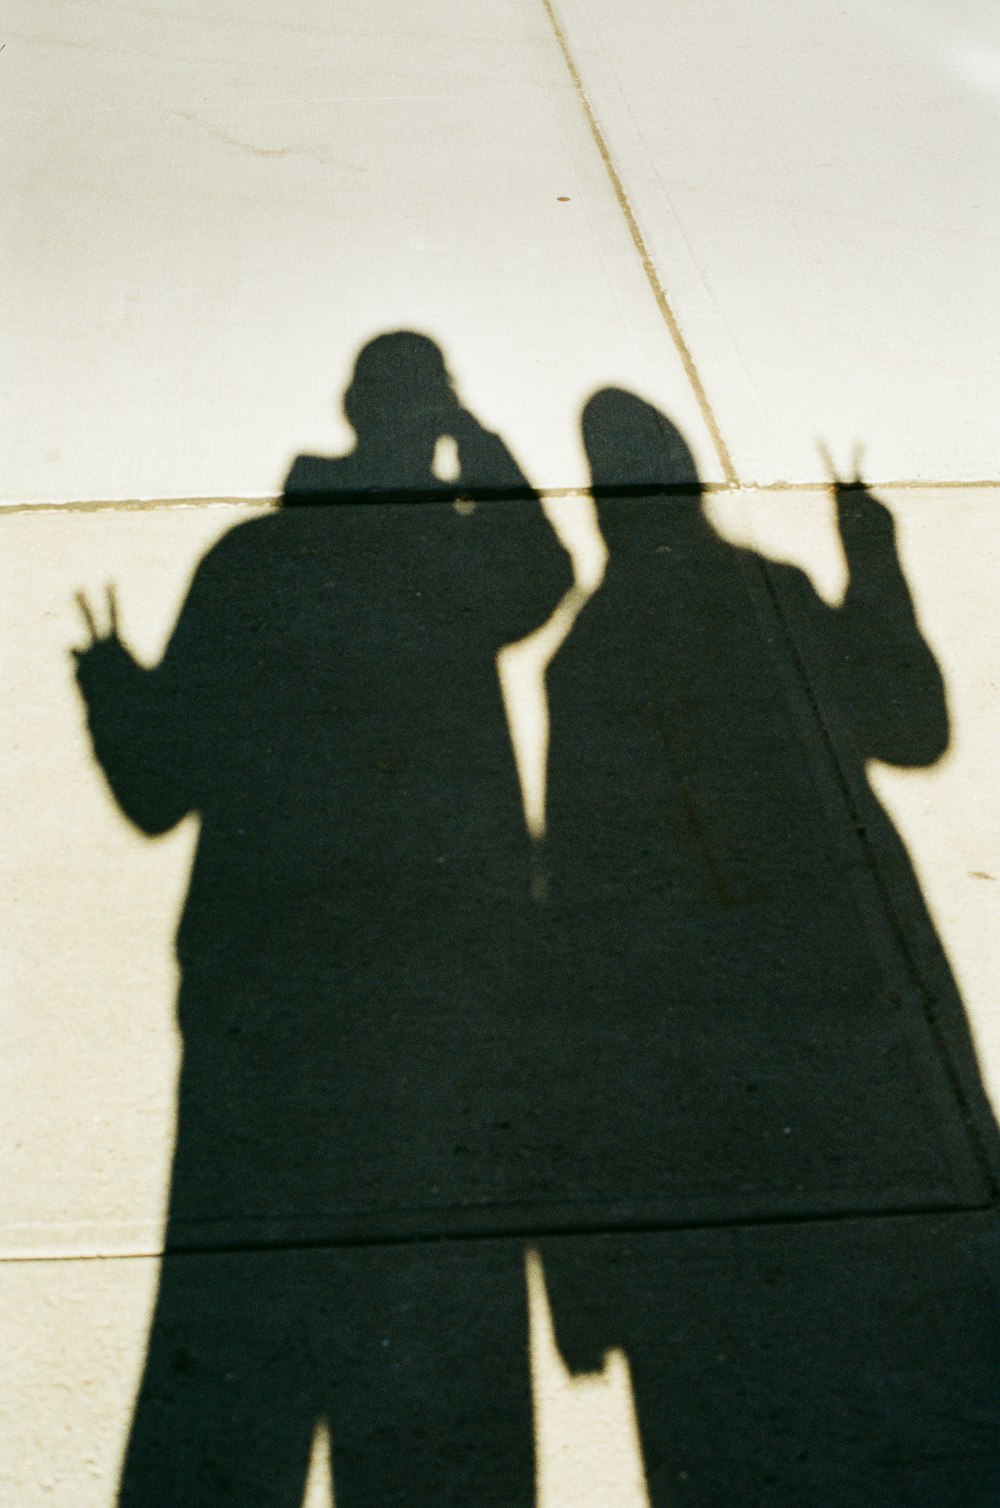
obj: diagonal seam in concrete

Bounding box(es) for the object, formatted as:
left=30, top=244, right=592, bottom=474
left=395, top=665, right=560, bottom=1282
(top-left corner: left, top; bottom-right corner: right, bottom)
left=537, top=0, right=740, bottom=488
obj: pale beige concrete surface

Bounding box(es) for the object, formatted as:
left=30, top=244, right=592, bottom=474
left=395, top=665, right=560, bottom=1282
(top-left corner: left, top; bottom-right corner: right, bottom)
left=554, top=0, right=1000, bottom=483
left=0, top=1248, right=649, bottom=1508
left=0, top=0, right=723, bottom=504
left=1, top=1255, right=158, bottom=1507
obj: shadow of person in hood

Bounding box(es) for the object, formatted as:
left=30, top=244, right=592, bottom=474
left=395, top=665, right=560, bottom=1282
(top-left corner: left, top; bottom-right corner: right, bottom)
left=535, top=389, right=1000, bottom=1505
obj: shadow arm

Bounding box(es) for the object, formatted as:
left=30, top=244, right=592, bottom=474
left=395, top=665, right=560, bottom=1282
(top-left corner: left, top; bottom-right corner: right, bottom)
left=74, top=631, right=194, bottom=835
left=832, top=484, right=948, bottom=767
left=72, top=555, right=230, bottom=836
left=450, top=410, right=536, bottom=498
left=449, top=413, right=576, bottom=642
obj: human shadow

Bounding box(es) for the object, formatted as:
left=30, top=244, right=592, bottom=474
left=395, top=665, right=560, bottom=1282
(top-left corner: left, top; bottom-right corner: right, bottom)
left=72, top=353, right=1000, bottom=1505
left=537, top=390, right=1000, bottom=1504
left=74, top=331, right=572, bottom=1505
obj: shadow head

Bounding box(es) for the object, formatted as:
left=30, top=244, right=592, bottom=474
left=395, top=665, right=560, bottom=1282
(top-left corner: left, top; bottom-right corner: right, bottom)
left=582, top=388, right=701, bottom=494
left=343, top=332, right=461, bottom=457
left=581, top=387, right=706, bottom=553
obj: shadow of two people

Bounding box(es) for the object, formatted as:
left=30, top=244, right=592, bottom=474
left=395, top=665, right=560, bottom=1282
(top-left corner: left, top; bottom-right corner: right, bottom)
left=74, top=331, right=999, bottom=1505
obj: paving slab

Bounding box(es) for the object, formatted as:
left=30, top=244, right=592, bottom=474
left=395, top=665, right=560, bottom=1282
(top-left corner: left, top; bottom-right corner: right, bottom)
left=5, top=1215, right=999, bottom=1506
left=3, top=479, right=997, bottom=1259
left=0, top=0, right=724, bottom=504
left=553, top=0, right=1000, bottom=483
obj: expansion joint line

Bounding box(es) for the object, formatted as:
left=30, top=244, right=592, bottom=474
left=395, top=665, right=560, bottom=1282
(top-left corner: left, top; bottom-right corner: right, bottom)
left=538, top=0, right=739, bottom=488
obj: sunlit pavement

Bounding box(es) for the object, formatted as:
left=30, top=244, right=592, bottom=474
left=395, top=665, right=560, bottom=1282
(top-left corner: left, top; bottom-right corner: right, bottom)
left=3, top=3, right=999, bottom=1503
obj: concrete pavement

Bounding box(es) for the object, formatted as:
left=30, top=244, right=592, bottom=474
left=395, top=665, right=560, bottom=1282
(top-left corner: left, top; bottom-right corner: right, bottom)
left=3, top=2, right=999, bottom=1503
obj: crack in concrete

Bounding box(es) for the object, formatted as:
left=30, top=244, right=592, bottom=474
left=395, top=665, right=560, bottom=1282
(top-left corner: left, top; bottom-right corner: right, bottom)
left=174, top=110, right=363, bottom=170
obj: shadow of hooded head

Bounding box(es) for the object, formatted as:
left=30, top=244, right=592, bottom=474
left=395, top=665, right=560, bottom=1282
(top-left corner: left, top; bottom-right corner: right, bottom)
left=582, top=385, right=701, bottom=493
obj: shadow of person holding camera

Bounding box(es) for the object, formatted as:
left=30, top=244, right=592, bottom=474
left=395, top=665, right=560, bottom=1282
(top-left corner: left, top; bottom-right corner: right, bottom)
left=74, top=331, right=573, bottom=1506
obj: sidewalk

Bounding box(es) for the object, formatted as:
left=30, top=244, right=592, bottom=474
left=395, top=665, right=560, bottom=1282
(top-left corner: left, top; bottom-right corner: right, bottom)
left=3, top=3, right=999, bottom=1503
